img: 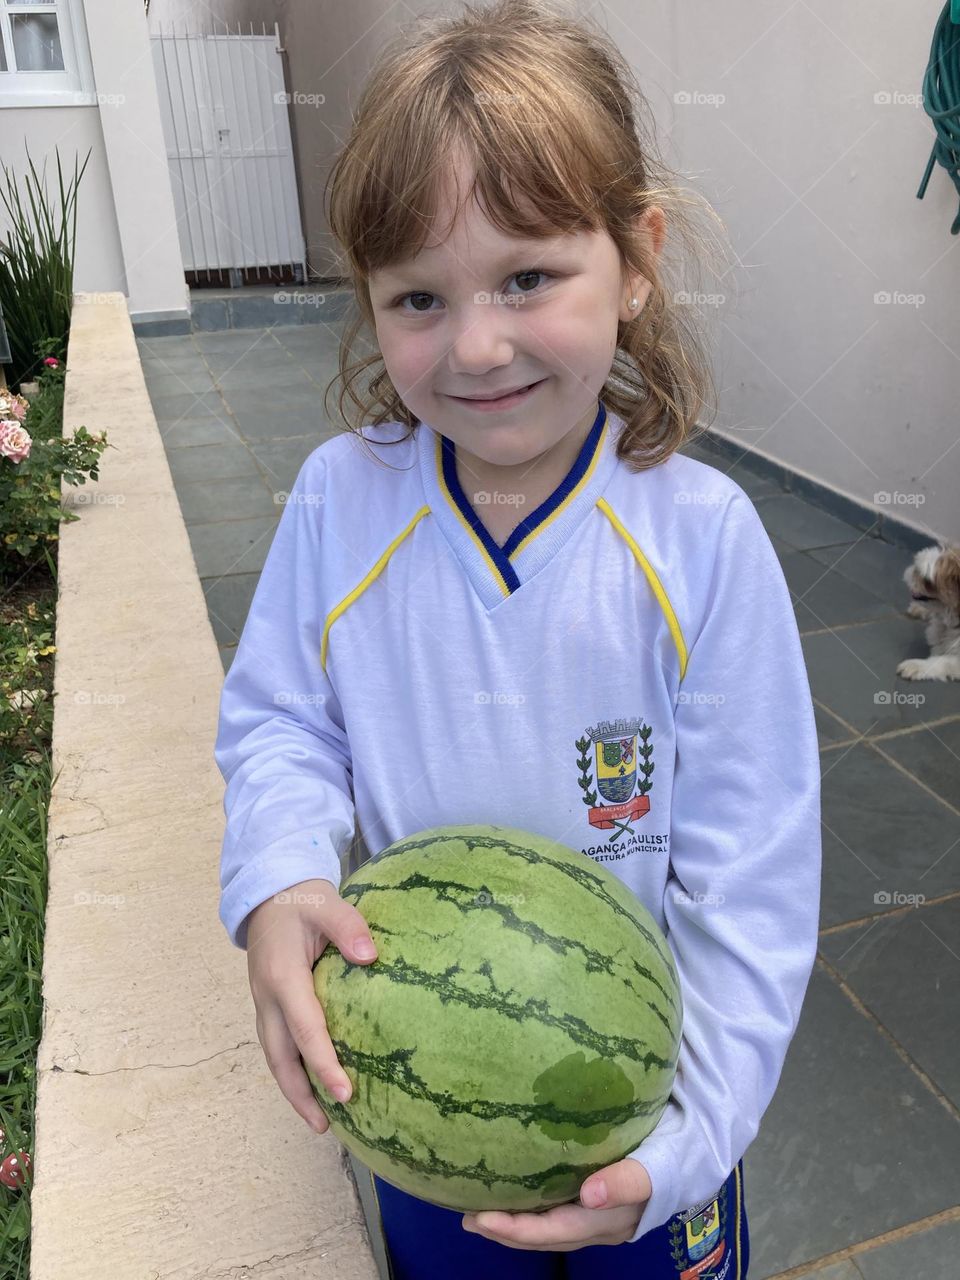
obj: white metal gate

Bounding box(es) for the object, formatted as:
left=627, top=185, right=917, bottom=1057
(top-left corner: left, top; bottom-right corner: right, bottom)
left=151, top=23, right=306, bottom=281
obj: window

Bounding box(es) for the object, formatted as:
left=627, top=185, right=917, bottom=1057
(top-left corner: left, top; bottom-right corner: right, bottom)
left=0, top=0, right=94, bottom=106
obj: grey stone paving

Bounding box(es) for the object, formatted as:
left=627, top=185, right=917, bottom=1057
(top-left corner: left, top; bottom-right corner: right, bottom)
left=137, top=322, right=960, bottom=1280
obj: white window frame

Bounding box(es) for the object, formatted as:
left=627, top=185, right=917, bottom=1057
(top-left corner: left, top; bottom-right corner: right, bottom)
left=0, top=0, right=95, bottom=108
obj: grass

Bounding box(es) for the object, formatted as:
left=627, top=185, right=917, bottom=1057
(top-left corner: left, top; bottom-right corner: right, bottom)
left=0, top=563, right=57, bottom=1278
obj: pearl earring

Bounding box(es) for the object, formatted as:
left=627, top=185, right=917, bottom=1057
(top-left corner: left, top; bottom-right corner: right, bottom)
left=628, top=298, right=638, bottom=309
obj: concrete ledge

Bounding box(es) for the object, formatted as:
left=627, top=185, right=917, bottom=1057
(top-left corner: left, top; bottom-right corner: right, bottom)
left=30, top=292, right=380, bottom=1279
left=131, top=286, right=353, bottom=336
left=697, top=427, right=937, bottom=554
left=130, top=313, right=192, bottom=338
left=188, top=285, right=354, bottom=331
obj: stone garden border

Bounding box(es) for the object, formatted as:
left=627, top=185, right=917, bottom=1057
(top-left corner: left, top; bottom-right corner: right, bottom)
left=28, top=293, right=379, bottom=1279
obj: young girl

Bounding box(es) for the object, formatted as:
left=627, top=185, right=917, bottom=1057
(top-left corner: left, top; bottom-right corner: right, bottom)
left=214, top=2, right=821, bottom=1276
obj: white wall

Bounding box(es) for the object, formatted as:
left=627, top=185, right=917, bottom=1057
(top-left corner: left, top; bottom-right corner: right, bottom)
left=81, top=0, right=187, bottom=322
left=620, top=0, right=959, bottom=542
left=0, top=107, right=127, bottom=296
left=0, top=0, right=188, bottom=324
left=145, top=0, right=959, bottom=541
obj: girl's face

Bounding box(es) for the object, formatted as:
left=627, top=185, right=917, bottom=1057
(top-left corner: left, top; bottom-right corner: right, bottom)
left=368, top=157, right=661, bottom=477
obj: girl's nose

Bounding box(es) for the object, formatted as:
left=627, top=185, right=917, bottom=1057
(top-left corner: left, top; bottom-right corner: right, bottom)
left=448, top=298, right=518, bottom=370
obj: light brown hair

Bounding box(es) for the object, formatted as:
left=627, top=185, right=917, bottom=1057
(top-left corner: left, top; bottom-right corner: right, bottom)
left=324, top=0, right=729, bottom=471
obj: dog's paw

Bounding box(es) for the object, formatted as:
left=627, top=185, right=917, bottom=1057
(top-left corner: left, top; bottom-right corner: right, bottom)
left=906, top=601, right=929, bottom=620
left=898, top=657, right=960, bottom=681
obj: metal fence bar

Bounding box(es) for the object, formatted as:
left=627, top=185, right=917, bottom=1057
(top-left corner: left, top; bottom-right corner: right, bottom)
left=248, top=21, right=283, bottom=277
left=155, top=26, right=198, bottom=275
left=222, top=23, right=266, bottom=278
left=209, top=20, right=246, bottom=275
left=180, top=23, right=216, bottom=279
left=243, top=21, right=274, bottom=280
left=266, top=20, right=304, bottom=279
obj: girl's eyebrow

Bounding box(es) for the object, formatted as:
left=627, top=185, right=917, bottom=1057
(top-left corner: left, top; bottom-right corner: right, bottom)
left=376, top=238, right=572, bottom=283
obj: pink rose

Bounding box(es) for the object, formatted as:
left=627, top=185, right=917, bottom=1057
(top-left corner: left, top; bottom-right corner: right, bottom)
left=43, top=357, right=59, bottom=367
left=0, top=392, right=27, bottom=421
left=0, top=420, right=32, bottom=463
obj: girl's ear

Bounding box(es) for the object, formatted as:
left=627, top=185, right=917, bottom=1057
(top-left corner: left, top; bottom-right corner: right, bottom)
left=621, top=206, right=666, bottom=321
left=639, top=204, right=667, bottom=260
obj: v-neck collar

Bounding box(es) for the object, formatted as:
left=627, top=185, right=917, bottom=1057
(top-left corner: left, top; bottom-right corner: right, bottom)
left=417, top=399, right=620, bottom=609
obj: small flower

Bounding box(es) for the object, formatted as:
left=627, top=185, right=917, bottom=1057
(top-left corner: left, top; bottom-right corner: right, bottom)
left=0, top=391, right=28, bottom=421
left=43, top=356, right=59, bottom=367
left=0, top=420, right=32, bottom=463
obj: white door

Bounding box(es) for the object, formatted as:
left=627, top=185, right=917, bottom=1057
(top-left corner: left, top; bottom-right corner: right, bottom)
left=151, top=25, right=306, bottom=280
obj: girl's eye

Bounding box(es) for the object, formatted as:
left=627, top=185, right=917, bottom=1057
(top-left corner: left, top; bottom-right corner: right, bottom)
left=394, top=269, right=552, bottom=313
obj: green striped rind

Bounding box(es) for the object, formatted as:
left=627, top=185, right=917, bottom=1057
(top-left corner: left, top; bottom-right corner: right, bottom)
left=308, top=825, right=682, bottom=1211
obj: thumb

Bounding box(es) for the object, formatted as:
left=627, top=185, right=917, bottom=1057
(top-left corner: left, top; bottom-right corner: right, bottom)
left=580, top=1157, right=652, bottom=1209
left=315, top=887, right=379, bottom=964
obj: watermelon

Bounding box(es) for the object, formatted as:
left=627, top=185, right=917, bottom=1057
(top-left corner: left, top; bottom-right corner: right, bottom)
left=306, top=824, right=682, bottom=1212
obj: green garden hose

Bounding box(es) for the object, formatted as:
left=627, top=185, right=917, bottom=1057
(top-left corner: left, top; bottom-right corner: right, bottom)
left=917, top=2, right=960, bottom=232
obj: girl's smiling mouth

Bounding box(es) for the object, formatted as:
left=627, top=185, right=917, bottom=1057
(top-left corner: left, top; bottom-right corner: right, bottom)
left=445, top=379, right=548, bottom=410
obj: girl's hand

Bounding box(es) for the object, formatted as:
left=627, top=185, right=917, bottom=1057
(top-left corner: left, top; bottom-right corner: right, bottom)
left=461, top=1158, right=653, bottom=1251
left=245, top=878, right=379, bottom=1135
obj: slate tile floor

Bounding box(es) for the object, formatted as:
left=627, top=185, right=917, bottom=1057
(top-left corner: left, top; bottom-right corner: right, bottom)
left=137, top=324, right=960, bottom=1280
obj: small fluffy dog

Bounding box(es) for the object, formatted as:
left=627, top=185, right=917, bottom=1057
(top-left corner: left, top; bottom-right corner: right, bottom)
left=897, top=543, right=960, bottom=681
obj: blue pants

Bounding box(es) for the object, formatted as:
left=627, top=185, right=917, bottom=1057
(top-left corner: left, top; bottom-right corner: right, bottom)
left=367, top=1159, right=749, bottom=1279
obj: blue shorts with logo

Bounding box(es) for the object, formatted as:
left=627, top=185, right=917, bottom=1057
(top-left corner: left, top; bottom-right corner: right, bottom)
left=366, top=1159, right=749, bottom=1279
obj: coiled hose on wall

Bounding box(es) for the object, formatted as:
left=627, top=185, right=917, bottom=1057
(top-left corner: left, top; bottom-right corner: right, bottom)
left=917, top=1, right=960, bottom=232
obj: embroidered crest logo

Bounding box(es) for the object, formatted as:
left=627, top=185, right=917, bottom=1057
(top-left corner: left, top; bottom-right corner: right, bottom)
left=575, top=716, right=654, bottom=841
left=669, top=1179, right=730, bottom=1279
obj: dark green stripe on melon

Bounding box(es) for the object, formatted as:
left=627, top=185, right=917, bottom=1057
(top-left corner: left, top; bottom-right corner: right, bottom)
left=336, top=947, right=676, bottom=1065
left=363, top=830, right=681, bottom=1004
left=309, top=825, right=683, bottom=1212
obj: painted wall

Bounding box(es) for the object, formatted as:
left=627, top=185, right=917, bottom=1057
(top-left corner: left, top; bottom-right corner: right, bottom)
left=656, top=0, right=959, bottom=544
left=144, top=0, right=959, bottom=541
left=0, top=107, right=127, bottom=296
left=1, top=0, right=188, bottom=323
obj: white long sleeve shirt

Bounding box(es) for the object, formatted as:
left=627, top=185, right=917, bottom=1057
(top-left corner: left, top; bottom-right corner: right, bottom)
left=214, top=400, right=822, bottom=1243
